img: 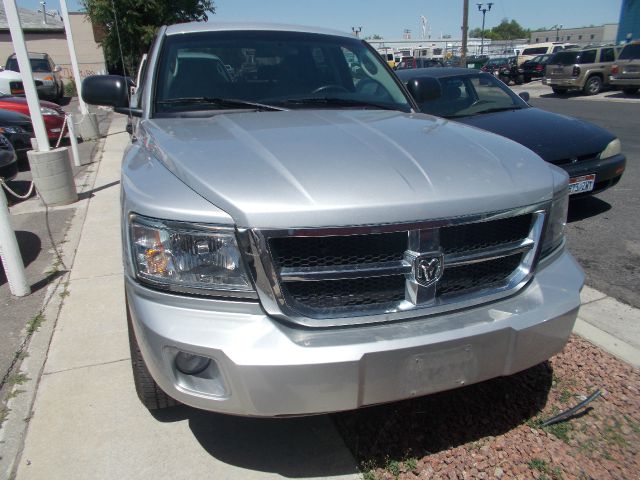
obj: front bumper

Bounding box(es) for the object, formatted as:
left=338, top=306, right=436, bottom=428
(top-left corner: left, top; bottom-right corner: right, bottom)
left=126, top=249, right=584, bottom=417
left=561, top=153, right=626, bottom=195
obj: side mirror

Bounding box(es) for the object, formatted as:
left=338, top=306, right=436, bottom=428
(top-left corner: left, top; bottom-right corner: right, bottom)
left=82, top=75, right=141, bottom=116
left=519, top=92, right=530, bottom=102
left=53, top=65, right=62, bottom=73
left=405, top=77, right=442, bottom=103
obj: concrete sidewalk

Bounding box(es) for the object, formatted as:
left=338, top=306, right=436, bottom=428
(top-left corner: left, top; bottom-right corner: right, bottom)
left=2, top=115, right=638, bottom=479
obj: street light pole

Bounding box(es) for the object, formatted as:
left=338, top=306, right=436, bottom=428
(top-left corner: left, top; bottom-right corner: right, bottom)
left=352, top=26, right=362, bottom=38
left=554, top=24, right=563, bottom=42
left=477, top=2, right=493, bottom=56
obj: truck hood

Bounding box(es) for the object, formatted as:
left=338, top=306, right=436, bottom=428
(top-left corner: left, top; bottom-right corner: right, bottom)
left=139, top=110, right=555, bottom=228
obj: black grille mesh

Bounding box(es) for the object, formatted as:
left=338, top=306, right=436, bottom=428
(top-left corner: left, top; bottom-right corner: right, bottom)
left=440, top=214, right=532, bottom=254
left=283, top=275, right=406, bottom=309
left=437, top=254, right=523, bottom=296
left=270, top=232, right=407, bottom=268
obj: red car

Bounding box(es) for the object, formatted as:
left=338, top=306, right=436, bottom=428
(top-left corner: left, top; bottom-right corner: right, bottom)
left=0, top=93, right=66, bottom=142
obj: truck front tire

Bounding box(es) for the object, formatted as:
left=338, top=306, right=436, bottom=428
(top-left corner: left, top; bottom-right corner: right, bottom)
left=127, top=304, right=179, bottom=410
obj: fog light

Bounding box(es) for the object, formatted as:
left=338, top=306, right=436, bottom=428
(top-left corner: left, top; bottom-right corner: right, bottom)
left=175, top=351, right=211, bottom=375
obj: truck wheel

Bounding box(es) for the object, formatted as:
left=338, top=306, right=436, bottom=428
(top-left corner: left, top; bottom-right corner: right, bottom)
left=552, top=87, right=567, bottom=95
left=127, top=304, right=180, bottom=410
left=622, top=87, right=638, bottom=95
left=583, top=76, right=602, bottom=95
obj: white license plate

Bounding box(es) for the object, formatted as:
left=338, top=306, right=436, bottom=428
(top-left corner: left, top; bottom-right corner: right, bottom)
left=569, top=174, right=596, bottom=194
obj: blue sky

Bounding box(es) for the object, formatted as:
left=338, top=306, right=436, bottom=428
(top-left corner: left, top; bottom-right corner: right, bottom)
left=17, top=0, right=623, bottom=40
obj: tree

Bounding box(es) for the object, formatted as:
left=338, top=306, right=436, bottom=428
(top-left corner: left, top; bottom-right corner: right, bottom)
left=82, top=0, right=215, bottom=76
left=484, top=19, right=530, bottom=40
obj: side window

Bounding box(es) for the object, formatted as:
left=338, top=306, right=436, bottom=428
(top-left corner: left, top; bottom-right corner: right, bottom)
left=579, top=50, right=597, bottom=64
left=600, top=48, right=614, bottom=62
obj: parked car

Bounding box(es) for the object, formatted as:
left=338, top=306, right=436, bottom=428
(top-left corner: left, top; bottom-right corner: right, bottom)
left=521, top=54, right=553, bottom=82
left=481, top=56, right=522, bottom=84
left=81, top=22, right=583, bottom=416
left=4, top=52, right=64, bottom=101
left=0, top=109, right=33, bottom=160
left=396, top=57, right=444, bottom=70
left=517, top=42, right=579, bottom=66
left=543, top=45, right=621, bottom=95
left=0, top=133, right=18, bottom=180
left=610, top=41, right=640, bottom=95
left=0, top=69, right=43, bottom=96
left=0, top=93, right=66, bottom=142
left=396, top=67, right=625, bottom=196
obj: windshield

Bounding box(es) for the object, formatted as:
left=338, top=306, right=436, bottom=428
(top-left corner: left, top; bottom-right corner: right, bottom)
left=5, top=58, right=50, bottom=73
left=485, top=58, right=507, bottom=66
left=154, top=30, right=411, bottom=116
left=619, top=44, right=640, bottom=60
left=414, top=73, right=526, bottom=118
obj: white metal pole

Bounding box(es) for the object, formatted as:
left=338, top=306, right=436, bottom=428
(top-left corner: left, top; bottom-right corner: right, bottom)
left=66, top=114, right=81, bottom=166
left=0, top=188, right=30, bottom=296
left=59, top=0, right=89, bottom=115
left=2, top=0, right=50, bottom=152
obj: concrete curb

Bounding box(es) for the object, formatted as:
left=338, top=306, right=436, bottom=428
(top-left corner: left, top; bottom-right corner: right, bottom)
left=575, top=286, right=640, bottom=367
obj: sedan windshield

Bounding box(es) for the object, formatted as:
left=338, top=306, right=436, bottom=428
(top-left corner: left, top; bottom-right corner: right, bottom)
left=154, top=30, right=412, bottom=116
left=414, top=73, right=526, bottom=118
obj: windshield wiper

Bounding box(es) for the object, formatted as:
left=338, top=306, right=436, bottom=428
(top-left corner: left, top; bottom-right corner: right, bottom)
left=281, top=97, right=399, bottom=111
left=156, top=97, right=286, bottom=111
left=466, top=106, right=524, bottom=116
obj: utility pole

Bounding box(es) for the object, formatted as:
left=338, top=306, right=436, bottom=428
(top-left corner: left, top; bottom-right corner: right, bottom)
left=461, top=0, right=469, bottom=67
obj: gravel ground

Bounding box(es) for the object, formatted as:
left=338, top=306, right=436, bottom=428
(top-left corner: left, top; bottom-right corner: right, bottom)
left=333, top=336, right=639, bottom=479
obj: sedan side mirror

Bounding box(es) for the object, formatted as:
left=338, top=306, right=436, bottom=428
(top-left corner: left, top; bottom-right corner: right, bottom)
left=54, top=65, right=62, bottom=73
left=405, top=77, right=442, bottom=103
left=519, top=92, right=530, bottom=102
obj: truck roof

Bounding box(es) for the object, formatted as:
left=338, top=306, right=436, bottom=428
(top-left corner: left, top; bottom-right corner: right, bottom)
left=164, top=21, right=353, bottom=39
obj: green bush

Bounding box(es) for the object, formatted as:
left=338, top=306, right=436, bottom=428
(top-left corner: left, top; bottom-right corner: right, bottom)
left=64, top=79, right=77, bottom=97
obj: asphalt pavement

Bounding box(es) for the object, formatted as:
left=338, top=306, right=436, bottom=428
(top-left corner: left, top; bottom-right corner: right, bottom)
left=0, top=100, right=638, bottom=480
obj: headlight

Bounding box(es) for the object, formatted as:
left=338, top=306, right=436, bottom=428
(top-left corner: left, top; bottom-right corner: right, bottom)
left=540, top=186, right=569, bottom=257
left=0, top=126, right=26, bottom=134
left=40, top=107, right=59, bottom=116
left=130, top=215, right=253, bottom=294
left=599, top=138, right=621, bottom=159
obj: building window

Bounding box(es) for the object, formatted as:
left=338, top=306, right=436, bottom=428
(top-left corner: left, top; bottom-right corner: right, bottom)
left=579, top=35, right=582, bottom=40
left=546, top=37, right=549, bottom=41
left=567, top=36, right=571, bottom=40
left=590, top=34, right=595, bottom=39
left=535, top=37, right=539, bottom=42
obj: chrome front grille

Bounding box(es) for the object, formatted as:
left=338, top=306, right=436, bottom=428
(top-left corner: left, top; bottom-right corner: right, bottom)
left=243, top=205, right=547, bottom=327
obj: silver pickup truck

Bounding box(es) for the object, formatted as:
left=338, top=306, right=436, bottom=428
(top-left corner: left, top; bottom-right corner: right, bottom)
left=82, top=22, right=584, bottom=416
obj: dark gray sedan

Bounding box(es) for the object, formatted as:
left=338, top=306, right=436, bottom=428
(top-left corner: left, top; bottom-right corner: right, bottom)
left=397, top=68, right=626, bottom=196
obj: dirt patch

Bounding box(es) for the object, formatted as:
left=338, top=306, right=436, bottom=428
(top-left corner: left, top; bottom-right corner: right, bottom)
left=333, top=336, right=639, bottom=479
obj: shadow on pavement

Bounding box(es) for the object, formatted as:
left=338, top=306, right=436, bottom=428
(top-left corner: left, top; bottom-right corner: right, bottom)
left=152, top=407, right=359, bottom=477
left=0, top=230, right=41, bottom=286
left=604, top=92, right=640, bottom=99
left=568, top=196, right=612, bottom=223
left=332, top=361, right=553, bottom=466
left=78, top=180, right=120, bottom=200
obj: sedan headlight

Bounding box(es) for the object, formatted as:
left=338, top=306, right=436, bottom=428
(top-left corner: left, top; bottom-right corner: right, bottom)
left=599, top=138, right=621, bottom=159
left=130, top=215, right=253, bottom=294
left=540, top=186, right=569, bottom=257
left=40, top=107, right=59, bottom=116
left=0, top=126, right=27, bottom=134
